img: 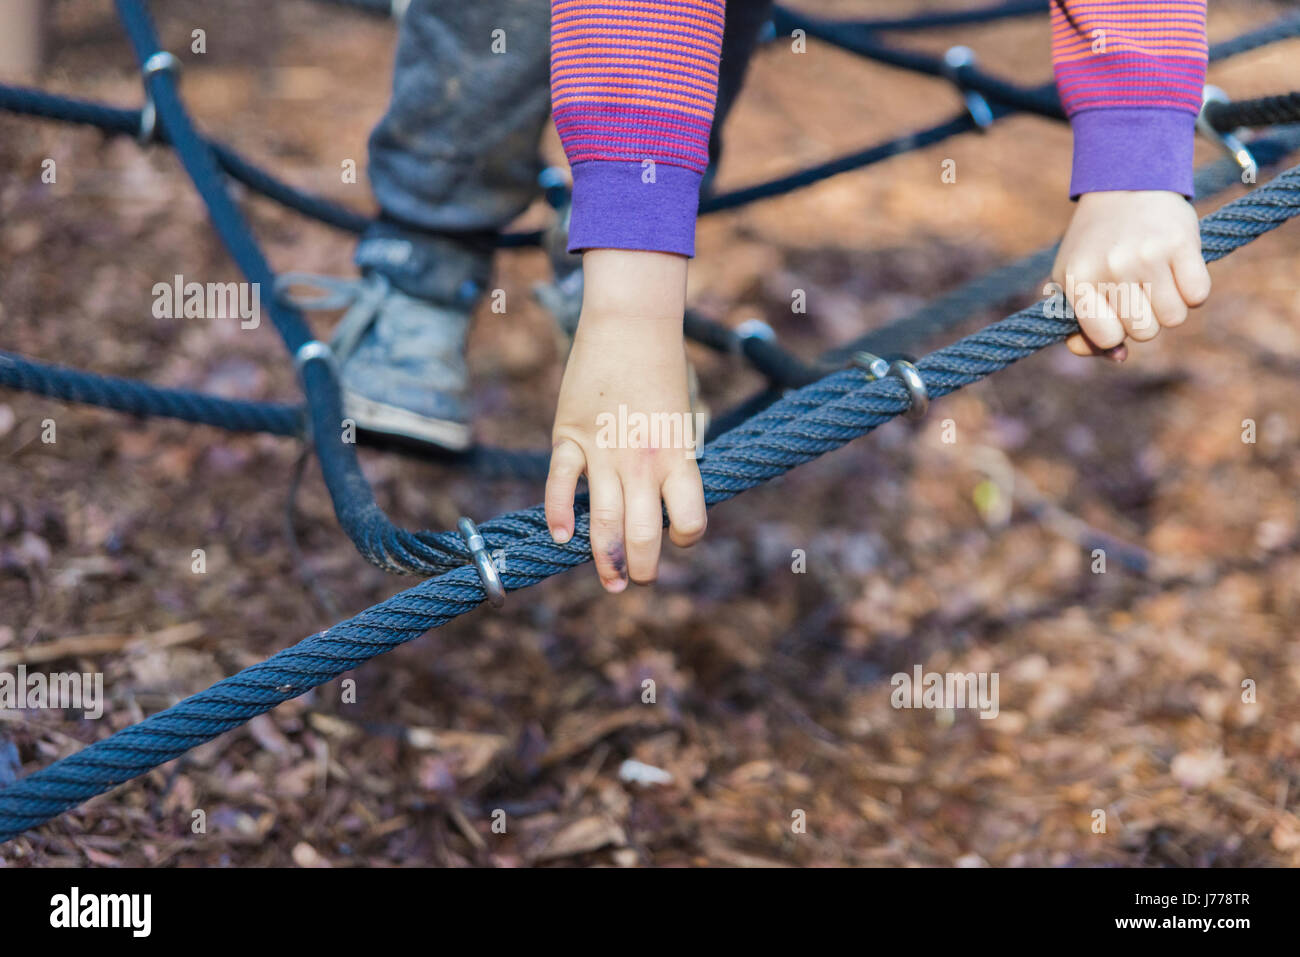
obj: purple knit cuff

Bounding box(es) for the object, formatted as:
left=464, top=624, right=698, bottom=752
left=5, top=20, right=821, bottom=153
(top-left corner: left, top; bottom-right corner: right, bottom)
left=1070, top=108, right=1198, bottom=200
left=568, top=160, right=702, bottom=258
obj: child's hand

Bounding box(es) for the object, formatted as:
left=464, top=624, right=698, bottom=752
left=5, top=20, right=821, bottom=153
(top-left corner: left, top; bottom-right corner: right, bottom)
left=1052, top=190, right=1211, bottom=360
left=545, top=249, right=707, bottom=592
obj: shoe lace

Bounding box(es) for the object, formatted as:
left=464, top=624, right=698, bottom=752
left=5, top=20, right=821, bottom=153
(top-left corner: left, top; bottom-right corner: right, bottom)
left=273, top=271, right=393, bottom=364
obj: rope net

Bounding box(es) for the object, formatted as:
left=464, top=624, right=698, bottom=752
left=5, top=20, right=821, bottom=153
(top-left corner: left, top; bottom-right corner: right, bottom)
left=1, top=0, right=1298, bottom=841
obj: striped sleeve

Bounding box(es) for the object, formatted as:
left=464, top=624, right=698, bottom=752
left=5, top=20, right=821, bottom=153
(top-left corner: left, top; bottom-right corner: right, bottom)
left=550, top=0, right=725, bottom=257
left=1052, top=0, right=1208, bottom=198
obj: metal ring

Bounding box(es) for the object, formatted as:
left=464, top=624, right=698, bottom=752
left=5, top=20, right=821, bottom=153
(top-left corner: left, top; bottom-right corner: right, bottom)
left=1198, top=86, right=1259, bottom=181
left=735, top=318, right=775, bottom=342
left=887, top=359, right=929, bottom=420
left=137, top=52, right=181, bottom=145
left=538, top=165, right=571, bottom=205
left=941, top=46, right=994, bottom=131
left=851, top=350, right=890, bottom=381
left=294, top=340, right=337, bottom=374
left=137, top=99, right=159, bottom=145
left=142, top=51, right=182, bottom=80
left=734, top=318, right=775, bottom=355
left=940, top=45, right=976, bottom=75
left=458, top=518, right=506, bottom=608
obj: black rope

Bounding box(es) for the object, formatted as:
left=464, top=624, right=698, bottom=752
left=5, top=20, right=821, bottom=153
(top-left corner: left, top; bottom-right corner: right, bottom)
left=311, top=0, right=398, bottom=18
left=0, top=83, right=539, bottom=247
left=1205, top=91, right=1300, bottom=132
left=0, top=351, right=303, bottom=436
left=701, top=110, right=996, bottom=214
left=771, top=7, right=1065, bottom=119
left=1206, top=9, right=1300, bottom=61
left=835, top=0, right=1046, bottom=33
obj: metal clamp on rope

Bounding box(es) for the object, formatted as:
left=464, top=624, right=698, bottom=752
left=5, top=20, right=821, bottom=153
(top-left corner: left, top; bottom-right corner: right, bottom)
left=294, top=340, right=337, bottom=379
left=538, top=166, right=580, bottom=282
left=137, top=51, right=181, bottom=146
left=458, top=517, right=506, bottom=607
left=852, top=351, right=929, bottom=420
left=941, top=46, right=994, bottom=131
left=733, top=318, right=776, bottom=355
left=1198, top=86, right=1258, bottom=183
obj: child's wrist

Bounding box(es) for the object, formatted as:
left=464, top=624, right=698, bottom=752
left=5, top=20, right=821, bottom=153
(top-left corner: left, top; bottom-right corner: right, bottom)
left=580, top=248, right=687, bottom=323
left=577, top=308, right=683, bottom=331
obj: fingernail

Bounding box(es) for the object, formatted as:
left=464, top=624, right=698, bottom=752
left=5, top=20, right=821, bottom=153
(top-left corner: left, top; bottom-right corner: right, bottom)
left=1104, top=345, right=1128, bottom=363
left=551, top=526, right=571, bottom=544
left=603, top=577, right=627, bottom=594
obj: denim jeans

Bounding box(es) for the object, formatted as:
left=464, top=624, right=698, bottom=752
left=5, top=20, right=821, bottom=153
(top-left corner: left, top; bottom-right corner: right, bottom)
left=357, top=0, right=776, bottom=304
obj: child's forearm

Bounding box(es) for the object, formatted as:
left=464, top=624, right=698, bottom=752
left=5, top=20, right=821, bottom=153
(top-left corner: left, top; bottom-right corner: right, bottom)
left=1051, top=0, right=1208, bottom=198
left=550, top=0, right=724, bottom=258
left=547, top=249, right=704, bottom=591
left=545, top=4, right=718, bottom=589
left=1050, top=1, right=1212, bottom=359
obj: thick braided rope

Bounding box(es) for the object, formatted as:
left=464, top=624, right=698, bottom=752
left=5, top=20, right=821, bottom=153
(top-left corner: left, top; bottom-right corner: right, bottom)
left=2, top=164, right=1297, bottom=843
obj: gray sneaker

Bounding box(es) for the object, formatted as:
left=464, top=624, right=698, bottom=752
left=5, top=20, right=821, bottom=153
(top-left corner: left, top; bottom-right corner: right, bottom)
left=276, top=272, right=473, bottom=450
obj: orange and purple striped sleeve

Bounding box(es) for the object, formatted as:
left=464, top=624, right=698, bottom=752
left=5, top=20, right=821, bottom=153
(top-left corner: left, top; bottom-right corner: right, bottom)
left=550, top=0, right=725, bottom=257
left=1052, top=0, right=1208, bottom=198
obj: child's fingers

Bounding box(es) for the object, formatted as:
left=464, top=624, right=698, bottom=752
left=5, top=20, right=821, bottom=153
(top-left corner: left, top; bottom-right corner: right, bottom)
left=1069, top=275, right=1127, bottom=350
left=1171, top=244, right=1212, bottom=307
left=587, top=469, right=627, bottom=593
left=1066, top=333, right=1094, bottom=356
left=622, top=474, right=664, bottom=584
left=545, top=438, right=586, bottom=544
left=662, top=464, right=707, bottom=547
left=1148, top=264, right=1189, bottom=328
left=1118, top=282, right=1159, bottom=342
left=1066, top=332, right=1128, bottom=362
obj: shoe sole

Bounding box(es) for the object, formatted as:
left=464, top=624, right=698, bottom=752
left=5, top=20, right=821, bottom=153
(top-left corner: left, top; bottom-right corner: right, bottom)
left=342, top=390, right=472, bottom=451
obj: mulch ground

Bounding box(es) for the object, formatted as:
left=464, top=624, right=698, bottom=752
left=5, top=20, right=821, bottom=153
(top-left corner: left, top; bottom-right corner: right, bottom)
left=1, top=0, right=1298, bottom=867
